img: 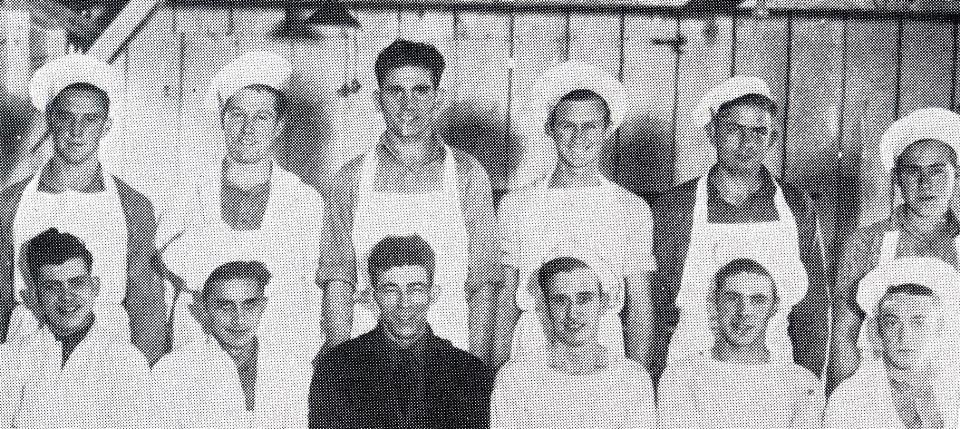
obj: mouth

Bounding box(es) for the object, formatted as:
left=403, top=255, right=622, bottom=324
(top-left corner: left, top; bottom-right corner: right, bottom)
left=56, top=303, right=82, bottom=317
left=729, top=321, right=755, bottom=337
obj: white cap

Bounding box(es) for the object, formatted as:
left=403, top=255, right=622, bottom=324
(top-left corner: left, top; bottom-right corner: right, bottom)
left=693, top=76, right=774, bottom=128
left=879, top=107, right=960, bottom=172
left=528, top=243, right=620, bottom=311
left=526, top=61, right=628, bottom=136
left=28, top=54, right=123, bottom=118
left=206, top=51, right=292, bottom=112
left=857, top=257, right=960, bottom=317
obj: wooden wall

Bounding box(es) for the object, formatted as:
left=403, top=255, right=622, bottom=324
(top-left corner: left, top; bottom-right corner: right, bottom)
left=1, top=5, right=958, bottom=267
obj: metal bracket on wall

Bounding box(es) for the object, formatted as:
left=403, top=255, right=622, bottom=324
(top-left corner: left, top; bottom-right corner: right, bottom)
left=651, top=34, right=687, bottom=55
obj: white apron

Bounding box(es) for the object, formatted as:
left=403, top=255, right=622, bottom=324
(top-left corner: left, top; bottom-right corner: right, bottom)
left=168, top=163, right=324, bottom=363
left=7, top=168, right=129, bottom=346
left=669, top=177, right=809, bottom=363
left=350, top=144, right=471, bottom=349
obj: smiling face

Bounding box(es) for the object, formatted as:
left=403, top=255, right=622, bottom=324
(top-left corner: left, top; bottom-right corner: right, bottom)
left=376, top=66, right=443, bottom=142
left=372, top=265, right=433, bottom=344
left=46, top=87, right=111, bottom=166
left=547, top=97, right=611, bottom=169
left=543, top=268, right=606, bottom=348
left=35, top=257, right=99, bottom=338
left=221, top=86, right=283, bottom=164
left=714, top=271, right=777, bottom=350
left=896, top=139, right=958, bottom=219
left=203, top=277, right=267, bottom=352
left=710, top=102, right=776, bottom=176
left=877, top=292, right=942, bottom=372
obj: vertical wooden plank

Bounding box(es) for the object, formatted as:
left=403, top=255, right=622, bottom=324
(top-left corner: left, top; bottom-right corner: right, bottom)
left=232, top=8, right=291, bottom=58
left=784, top=17, right=846, bottom=260
left=447, top=12, right=511, bottom=190
left=617, top=15, right=678, bottom=201
left=173, top=5, right=231, bottom=35
left=673, top=16, right=734, bottom=184
left=843, top=19, right=901, bottom=236
left=4, top=9, right=31, bottom=97
left=506, top=12, right=565, bottom=190
left=335, top=10, right=400, bottom=178
left=733, top=15, right=790, bottom=177
left=1, top=8, right=34, bottom=181
left=898, top=18, right=954, bottom=114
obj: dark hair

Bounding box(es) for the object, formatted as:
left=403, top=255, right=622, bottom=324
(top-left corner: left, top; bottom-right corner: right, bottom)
left=47, top=82, right=110, bottom=114
left=894, top=139, right=960, bottom=176
left=375, top=39, right=445, bottom=88
left=714, top=94, right=777, bottom=121
left=537, top=256, right=599, bottom=300
left=367, top=235, right=436, bottom=285
left=201, top=260, right=271, bottom=301
left=549, top=89, right=611, bottom=128
left=713, top=258, right=776, bottom=302
left=223, top=83, right=287, bottom=117
left=25, top=228, right=93, bottom=286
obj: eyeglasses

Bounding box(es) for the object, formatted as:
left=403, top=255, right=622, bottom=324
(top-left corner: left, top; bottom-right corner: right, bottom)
left=715, top=122, right=771, bottom=140
left=37, top=276, right=94, bottom=295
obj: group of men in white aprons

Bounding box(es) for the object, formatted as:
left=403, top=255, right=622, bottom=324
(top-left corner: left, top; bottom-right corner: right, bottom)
left=1, top=33, right=960, bottom=429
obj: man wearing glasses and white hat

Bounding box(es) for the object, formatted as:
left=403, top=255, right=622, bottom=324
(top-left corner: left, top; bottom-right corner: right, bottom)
left=0, top=54, right=169, bottom=363
left=826, top=257, right=960, bottom=429
left=492, top=61, right=655, bottom=368
left=831, top=107, right=960, bottom=392
left=163, top=51, right=326, bottom=364
left=650, top=76, right=829, bottom=384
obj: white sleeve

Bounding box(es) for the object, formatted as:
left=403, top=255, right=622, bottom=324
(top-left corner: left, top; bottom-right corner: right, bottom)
left=496, top=195, right=524, bottom=271
left=490, top=367, right=526, bottom=429
left=823, top=388, right=854, bottom=429
left=0, top=346, right=22, bottom=428
left=622, top=369, right=657, bottom=429
left=622, top=195, right=656, bottom=277
left=656, top=364, right=703, bottom=429
left=791, top=373, right=826, bottom=429
left=148, top=361, right=181, bottom=429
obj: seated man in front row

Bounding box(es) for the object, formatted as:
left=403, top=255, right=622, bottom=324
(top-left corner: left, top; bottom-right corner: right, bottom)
left=309, top=234, right=494, bottom=429
left=152, top=260, right=310, bottom=428
left=4, top=228, right=155, bottom=428
left=658, top=258, right=823, bottom=429
left=827, top=257, right=960, bottom=429
left=490, top=256, right=656, bottom=428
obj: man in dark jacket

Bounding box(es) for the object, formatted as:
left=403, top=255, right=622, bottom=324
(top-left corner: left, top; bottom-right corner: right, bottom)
left=309, top=234, right=494, bottom=429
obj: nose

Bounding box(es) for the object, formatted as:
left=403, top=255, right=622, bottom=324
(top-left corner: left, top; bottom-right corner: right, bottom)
left=241, top=116, right=255, bottom=134
left=69, top=119, right=84, bottom=138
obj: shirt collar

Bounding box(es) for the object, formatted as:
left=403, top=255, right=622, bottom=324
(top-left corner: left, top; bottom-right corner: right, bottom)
left=376, top=135, right=446, bottom=170
left=54, top=314, right=95, bottom=364
left=37, top=163, right=107, bottom=194
left=373, top=323, right=438, bottom=361
left=706, top=165, right=777, bottom=202
left=892, top=204, right=960, bottom=237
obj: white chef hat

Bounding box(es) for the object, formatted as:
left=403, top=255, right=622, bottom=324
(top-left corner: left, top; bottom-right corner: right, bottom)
left=28, top=53, right=123, bottom=118
left=206, top=51, right=292, bottom=112
left=693, top=76, right=775, bottom=128
left=528, top=243, right=621, bottom=312
left=879, top=107, right=960, bottom=172
left=857, top=257, right=960, bottom=317
left=525, top=61, right=628, bottom=137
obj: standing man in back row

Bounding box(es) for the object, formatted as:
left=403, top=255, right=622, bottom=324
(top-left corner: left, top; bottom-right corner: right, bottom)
left=318, top=39, right=501, bottom=361
left=650, top=76, right=829, bottom=384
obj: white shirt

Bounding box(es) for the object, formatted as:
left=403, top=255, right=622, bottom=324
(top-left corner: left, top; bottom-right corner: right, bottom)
left=6, top=319, right=156, bottom=429
left=490, top=356, right=655, bottom=429
left=657, top=353, right=824, bottom=429
left=151, top=337, right=311, bottom=429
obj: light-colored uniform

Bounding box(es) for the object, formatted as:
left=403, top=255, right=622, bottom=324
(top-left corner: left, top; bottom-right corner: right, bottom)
left=671, top=177, right=809, bottom=363
left=6, top=319, right=156, bottom=429
left=657, top=352, right=824, bottom=429
left=490, top=356, right=656, bottom=429
left=152, top=336, right=311, bottom=429
left=498, top=174, right=654, bottom=359
left=165, top=164, right=324, bottom=363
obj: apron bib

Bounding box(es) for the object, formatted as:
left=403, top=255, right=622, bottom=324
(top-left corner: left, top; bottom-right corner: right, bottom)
left=7, top=169, right=129, bottom=345
left=350, top=145, right=471, bottom=349
left=670, top=177, right=808, bottom=363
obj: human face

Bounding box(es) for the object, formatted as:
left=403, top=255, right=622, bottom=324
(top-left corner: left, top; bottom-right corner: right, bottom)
left=372, top=265, right=433, bottom=344
left=897, top=140, right=958, bottom=219
left=203, top=277, right=267, bottom=352
left=547, top=98, right=611, bottom=169
left=877, top=293, right=942, bottom=372
left=714, top=272, right=777, bottom=349
left=221, top=87, right=283, bottom=164
left=35, top=257, right=99, bottom=338
left=46, top=89, right=111, bottom=166
left=376, top=66, right=443, bottom=141
left=544, top=268, right=605, bottom=348
left=710, top=103, right=775, bottom=176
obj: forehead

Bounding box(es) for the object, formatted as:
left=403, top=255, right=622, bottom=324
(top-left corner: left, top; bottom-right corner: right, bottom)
left=878, top=293, right=938, bottom=317
left=37, top=257, right=89, bottom=281
left=48, top=88, right=108, bottom=114
left=380, top=66, right=435, bottom=87
left=206, top=277, right=264, bottom=302
left=545, top=268, right=601, bottom=295
left=715, top=102, right=772, bottom=127
left=224, top=87, right=278, bottom=112
left=552, top=98, right=608, bottom=122
left=719, top=272, right=775, bottom=297
left=899, top=139, right=954, bottom=167
left=375, top=265, right=429, bottom=286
